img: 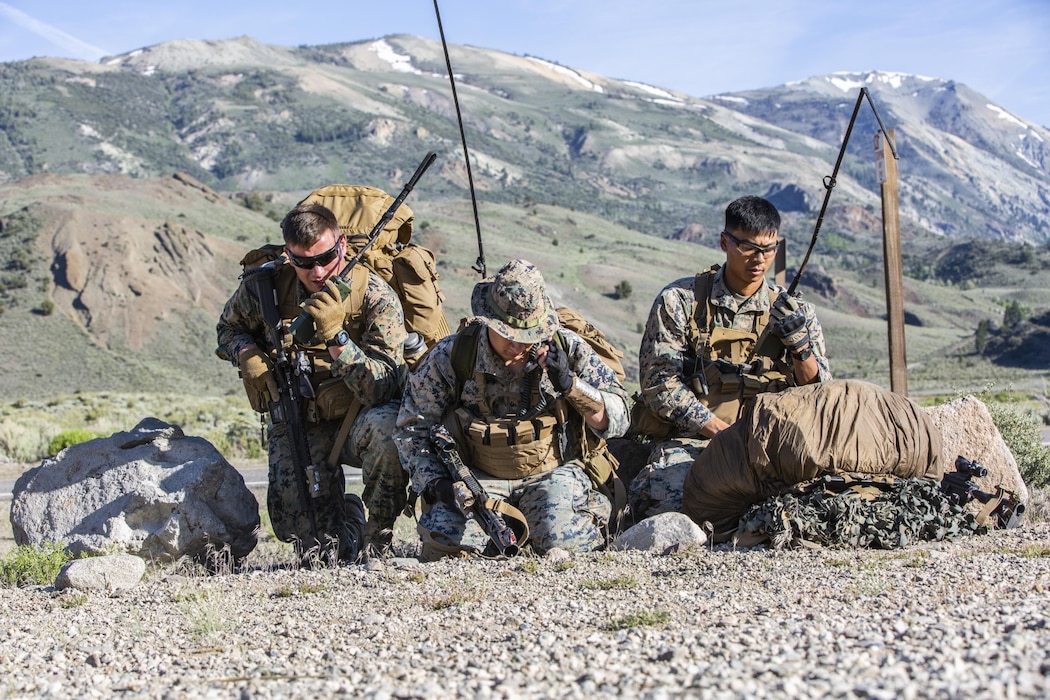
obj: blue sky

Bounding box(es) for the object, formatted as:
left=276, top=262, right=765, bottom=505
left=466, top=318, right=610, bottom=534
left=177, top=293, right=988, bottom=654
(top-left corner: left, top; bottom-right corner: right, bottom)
left=2, top=0, right=1049, bottom=127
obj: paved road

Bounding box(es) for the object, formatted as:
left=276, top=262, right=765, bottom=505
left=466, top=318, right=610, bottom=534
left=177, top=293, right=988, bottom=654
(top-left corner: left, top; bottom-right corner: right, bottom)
left=0, top=463, right=362, bottom=500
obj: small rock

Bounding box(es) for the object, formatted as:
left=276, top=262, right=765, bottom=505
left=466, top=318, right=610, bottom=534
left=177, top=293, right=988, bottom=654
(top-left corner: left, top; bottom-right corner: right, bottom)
left=545, top=547, right=571, bottom=563
left=612, top=512, right=708, bottom=552
left=55, top=554, right=146, bottom=594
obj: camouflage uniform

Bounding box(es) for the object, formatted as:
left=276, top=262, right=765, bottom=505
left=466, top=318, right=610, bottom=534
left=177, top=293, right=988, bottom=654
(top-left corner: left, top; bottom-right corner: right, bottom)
left=630, top=267, right=832, bottom=518
left=216, top=257, right=407, bottom=560
left=395, top=260, right=629, bottom=556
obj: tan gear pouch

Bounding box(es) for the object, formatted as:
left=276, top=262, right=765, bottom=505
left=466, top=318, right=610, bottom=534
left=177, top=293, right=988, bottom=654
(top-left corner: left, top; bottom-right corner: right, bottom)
left=313, top=376, right=357, bottom=421
left=459, top=409, right=559, bottom=479
left=629, top=398, right=673, bottom=439
left=392, top=245, right=451, bottom=347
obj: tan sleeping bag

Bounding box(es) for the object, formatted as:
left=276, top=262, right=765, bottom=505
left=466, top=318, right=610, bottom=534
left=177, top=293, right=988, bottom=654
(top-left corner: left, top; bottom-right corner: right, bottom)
left=682, top=379, right=944, bottom=532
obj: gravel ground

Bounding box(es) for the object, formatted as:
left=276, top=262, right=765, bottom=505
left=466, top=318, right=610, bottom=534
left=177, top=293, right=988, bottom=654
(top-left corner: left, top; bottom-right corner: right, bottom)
left=3, top=519, right=1050, bottom=699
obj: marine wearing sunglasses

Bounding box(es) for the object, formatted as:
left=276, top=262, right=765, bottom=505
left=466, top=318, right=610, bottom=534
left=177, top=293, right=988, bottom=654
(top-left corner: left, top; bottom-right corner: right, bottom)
left=285, top=232, right=345, bottom=295
left=719, top=227, right=781, bottom=299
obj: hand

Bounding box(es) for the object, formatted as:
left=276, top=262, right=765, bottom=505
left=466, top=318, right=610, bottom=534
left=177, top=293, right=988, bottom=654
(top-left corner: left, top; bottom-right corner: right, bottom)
left=239, top=346, right=278, bottom=412
left=424, top=478, right=456, bottom=507
left=541, top=338, right=574, bottom=393
left=769, top=292, right=811, bottom=352
left=301, top=279, right=346, bottom=343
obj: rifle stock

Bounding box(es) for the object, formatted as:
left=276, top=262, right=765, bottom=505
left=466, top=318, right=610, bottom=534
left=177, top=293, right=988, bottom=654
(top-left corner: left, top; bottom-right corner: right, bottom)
left=289, top=151, right=438, bottom=344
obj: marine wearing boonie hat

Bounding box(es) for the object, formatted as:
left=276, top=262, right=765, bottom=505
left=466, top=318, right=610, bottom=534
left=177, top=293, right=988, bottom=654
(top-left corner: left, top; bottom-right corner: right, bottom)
left=470, top=259, right=559, bottom=344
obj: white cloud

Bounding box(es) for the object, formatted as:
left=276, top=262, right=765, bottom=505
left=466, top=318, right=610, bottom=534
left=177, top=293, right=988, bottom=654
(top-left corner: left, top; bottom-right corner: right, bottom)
left=0, top=2, right=109, bottom=60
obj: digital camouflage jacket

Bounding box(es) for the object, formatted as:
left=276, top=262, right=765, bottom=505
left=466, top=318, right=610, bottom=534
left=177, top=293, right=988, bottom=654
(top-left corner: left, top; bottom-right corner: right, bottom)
left=395, top=327, right=630, bottom=491
left=215, top=259, right=406, bottom=409
left=638, top=266, right=832, bottom=437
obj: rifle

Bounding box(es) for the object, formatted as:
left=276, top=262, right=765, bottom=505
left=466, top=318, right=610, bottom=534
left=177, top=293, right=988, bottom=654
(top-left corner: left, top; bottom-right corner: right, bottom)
left=428, top=424, right=526, bottom=556
left=941, top=455, right=1026, bottom=529
left=288, top=151, right=438, bottom=344
left=242, top=264, right=325, bottom=546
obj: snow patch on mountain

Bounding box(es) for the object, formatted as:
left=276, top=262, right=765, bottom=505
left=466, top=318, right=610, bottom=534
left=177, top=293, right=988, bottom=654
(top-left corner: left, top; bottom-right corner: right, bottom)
left=525, top=57, right=604, bottom=92
left=369, top=39, right=421, bottom=75
left=622, top=81, right=677, bottom=100
left=712, top=95, right=749, bottom=106
left=987, top=104, right=1028, bottom=130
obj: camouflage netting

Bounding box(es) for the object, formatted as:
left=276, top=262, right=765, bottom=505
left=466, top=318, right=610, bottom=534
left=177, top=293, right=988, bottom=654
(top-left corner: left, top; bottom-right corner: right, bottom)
left=736, top=476, right=984, bottom=549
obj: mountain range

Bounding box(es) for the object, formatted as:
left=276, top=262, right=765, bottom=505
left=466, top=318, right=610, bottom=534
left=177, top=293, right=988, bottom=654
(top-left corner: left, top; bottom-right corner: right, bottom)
left=0, top=34, right=1048, bottom=402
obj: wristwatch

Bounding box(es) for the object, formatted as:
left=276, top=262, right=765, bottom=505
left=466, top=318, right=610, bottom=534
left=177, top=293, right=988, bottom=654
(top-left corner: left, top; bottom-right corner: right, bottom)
left=791, top=346, right=813, bottom=362
left=326, top=329, right=351, bottom=348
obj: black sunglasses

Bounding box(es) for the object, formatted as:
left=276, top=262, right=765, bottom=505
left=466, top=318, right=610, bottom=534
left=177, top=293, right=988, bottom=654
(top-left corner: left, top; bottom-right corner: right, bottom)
left=286, top=238, right=342, bottom=269
left=721, top=230, right=780, bottom=257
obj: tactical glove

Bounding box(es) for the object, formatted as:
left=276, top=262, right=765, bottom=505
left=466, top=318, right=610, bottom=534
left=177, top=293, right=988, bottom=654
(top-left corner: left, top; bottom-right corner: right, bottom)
left=544, top=338, right=605, bottom=415
left=301, top=279, right=346, bottom=343
left=769, top=292, right=811, bottom=353
left=239, top=346, right=278, bottom=413
left=543, top=338, right=574, bottom=393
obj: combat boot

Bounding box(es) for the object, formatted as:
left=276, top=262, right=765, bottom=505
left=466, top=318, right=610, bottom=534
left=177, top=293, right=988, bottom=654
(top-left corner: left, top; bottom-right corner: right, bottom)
left=341, top=493, right=367, bottom=563
left=364, top=518, right=395, bottom=559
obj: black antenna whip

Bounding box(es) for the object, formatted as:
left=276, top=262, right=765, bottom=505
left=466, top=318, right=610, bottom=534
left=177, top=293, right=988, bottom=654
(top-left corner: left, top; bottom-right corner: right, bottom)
left=433, top=0, right=487, bottom=279
left=789, top=86, right=897, bottom=295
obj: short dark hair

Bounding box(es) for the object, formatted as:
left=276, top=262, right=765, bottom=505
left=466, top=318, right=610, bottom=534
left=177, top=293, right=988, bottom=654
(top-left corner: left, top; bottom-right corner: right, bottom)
left=724, top=196, right=780, bottom=235
left=281, top=203, right=339, bottom=248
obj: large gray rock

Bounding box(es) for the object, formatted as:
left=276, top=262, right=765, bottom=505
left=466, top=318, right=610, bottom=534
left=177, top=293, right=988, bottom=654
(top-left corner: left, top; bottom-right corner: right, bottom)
left=925, top=396, right=1030, bottom=504
left=10, top=417, right=259, bottom=563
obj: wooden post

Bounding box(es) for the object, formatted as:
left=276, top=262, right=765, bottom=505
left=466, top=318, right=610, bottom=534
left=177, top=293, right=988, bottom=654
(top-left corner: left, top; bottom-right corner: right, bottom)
left=876, top=129, right=907, bottom=395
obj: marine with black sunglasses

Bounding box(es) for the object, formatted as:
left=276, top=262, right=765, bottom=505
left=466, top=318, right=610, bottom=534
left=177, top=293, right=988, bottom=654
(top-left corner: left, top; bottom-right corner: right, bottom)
left=217, top=202, right=409, bottom=562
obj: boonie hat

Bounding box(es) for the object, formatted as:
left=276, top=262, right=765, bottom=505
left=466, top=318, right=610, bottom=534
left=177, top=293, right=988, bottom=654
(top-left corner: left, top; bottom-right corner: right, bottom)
left=470, top=259, right=559, bottom=344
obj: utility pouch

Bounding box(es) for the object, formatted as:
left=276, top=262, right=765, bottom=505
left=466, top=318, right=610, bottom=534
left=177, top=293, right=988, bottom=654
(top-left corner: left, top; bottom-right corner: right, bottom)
left=313, top=376, right=357, bottom=421
left=458, top=408, right=559, bottom=479
left=629, top=397, right=674, bottom=440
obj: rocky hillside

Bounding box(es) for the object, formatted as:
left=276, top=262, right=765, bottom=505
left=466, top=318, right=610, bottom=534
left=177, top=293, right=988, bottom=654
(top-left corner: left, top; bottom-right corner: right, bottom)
left=0, top=35, right=1047, bottom=249
left=1, top=36, right=1049, bottom=401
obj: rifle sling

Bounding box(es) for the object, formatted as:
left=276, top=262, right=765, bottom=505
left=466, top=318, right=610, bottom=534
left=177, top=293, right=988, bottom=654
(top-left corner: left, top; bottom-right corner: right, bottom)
left=415, top=496, right=530, bottom=558
left=327, top=397, right=363, bottom=469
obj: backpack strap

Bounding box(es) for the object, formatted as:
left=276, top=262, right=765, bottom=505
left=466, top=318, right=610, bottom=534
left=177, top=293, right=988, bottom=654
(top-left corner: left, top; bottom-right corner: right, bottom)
left=450, top=320, right=484, bottom=398
left=689, top=265, right=720, bottom=353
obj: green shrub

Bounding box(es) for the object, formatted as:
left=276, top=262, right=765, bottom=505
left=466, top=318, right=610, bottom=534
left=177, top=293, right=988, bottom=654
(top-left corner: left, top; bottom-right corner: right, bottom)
left=47, top=428, right=101, bottom=456
left=988, top=403, right=1050, bottom=488
left=0, top=541, right=73, bottom=587
left=606, top=609, right=669, bottom=630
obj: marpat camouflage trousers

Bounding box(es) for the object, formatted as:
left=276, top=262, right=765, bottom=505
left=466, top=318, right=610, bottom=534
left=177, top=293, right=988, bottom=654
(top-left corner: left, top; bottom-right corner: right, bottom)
left=420, top=462, right=611, bottom=556
left=267, top=401, right=407, bottom=559
left=628, top=437, right=707, bottom=520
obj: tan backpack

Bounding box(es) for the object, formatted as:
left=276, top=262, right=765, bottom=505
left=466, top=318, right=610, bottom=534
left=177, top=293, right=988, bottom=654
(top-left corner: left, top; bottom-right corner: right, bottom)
left=554, top=307, right=627, bottom=382
left=298, top=184, right=452, bottom=349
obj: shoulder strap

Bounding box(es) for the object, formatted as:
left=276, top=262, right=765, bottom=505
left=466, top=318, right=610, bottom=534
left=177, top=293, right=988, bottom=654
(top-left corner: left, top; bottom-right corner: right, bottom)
left=242, top=262, right=282, bottom=333
left=345, top=263, right=369, bottom=321
left=690, top=265, right=719, bottom=350
left=450, top=321, right=483, bottom=398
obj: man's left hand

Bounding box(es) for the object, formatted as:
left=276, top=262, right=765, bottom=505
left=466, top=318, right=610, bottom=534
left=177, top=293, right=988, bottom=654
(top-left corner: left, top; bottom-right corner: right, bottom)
left=770, top=292, right=810, bottom=352
left=301, top=279, right=346, bottom=343
left=541, top=338, right=574, bottom=393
